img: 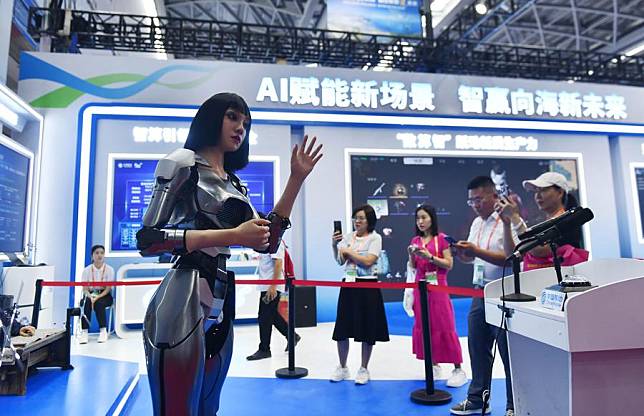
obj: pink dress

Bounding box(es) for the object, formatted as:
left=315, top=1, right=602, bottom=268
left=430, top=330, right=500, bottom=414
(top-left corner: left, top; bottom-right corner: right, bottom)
left=410, top=233, right=463, bottom=363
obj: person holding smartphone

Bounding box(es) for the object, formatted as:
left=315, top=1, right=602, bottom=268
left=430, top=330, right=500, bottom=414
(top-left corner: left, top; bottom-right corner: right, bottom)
left=405, top=204, right=466, bottom=387
left=247, top=240, right=301, bottom=361
left=451, top=176, right=515, bottom=416
left=330, top=205, right=389, bottom=385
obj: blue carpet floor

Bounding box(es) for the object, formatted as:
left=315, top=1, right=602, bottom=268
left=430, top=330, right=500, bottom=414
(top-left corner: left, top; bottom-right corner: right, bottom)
left=123, top=375, right=509, bottom=416
left=1, top=355, right=139, bottom=415
left=385, top=298, right=471, bottom=338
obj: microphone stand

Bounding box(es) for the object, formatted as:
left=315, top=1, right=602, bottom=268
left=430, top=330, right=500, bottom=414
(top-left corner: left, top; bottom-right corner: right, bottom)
left=549, top=242, right=563, bottom=284
left=501, top=238, right=538, bottom=302
left=501, top=254, right=536, bottom=302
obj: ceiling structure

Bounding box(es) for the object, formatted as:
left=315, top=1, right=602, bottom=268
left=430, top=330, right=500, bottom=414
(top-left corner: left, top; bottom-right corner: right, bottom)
left=436, top=0, right=644, bottom=56
left=161, top=0, right=644, bottom=57
left=163, top=0, right=328, bottom=30
left=23, top=0, right=644, bottom=85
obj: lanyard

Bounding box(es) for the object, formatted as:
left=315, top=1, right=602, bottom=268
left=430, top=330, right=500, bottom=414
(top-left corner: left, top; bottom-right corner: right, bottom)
left=550, top=208, right=566, bottom=219
left=91, top=264, right=105, bottom=282
left=476, top=216, right=501, bottom=250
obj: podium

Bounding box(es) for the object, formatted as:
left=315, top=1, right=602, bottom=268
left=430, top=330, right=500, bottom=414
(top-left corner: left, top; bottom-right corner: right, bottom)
left=484, top=259, right=644, bottom=416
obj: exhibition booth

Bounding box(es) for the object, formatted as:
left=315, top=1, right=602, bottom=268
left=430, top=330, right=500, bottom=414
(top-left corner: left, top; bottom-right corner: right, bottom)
left=1, top=51, right=643, bottom=328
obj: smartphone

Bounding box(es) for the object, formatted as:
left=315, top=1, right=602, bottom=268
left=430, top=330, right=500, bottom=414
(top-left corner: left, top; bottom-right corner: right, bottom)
left=333, top=220, right=342, bottom=235
left=444, top=235, right=457, bottom=246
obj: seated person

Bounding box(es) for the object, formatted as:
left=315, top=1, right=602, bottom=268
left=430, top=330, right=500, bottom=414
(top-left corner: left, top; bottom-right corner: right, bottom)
left=79, top=244, right=115, bottom=344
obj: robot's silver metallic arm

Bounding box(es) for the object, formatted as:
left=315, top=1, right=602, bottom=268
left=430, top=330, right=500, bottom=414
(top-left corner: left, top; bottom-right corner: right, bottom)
left=137, top=149, right=196, bottom=257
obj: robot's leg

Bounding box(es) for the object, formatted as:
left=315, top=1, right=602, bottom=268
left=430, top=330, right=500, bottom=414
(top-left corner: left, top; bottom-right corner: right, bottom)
left=199, top=271, right=236, bottom=416
left=143, top=268, right=205, bottom=416
left=199, top=317, right=233, bottom=416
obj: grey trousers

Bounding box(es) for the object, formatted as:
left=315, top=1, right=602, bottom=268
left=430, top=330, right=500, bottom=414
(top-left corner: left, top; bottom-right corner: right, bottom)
left=466, top=297, right=514, bottom=410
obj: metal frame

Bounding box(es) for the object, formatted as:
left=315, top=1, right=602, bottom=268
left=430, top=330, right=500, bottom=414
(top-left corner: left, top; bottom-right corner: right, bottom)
left=26, top=7, right=644, bottom=86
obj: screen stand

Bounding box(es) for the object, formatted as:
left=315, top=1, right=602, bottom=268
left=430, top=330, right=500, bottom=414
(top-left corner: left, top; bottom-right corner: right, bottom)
left=5, top=253, right=26, bottom=267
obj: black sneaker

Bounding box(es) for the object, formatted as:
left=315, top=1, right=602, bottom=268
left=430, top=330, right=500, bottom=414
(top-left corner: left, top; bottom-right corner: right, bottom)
left=246, top=350, right=271, bottom=361
left=450, top=399, right=491, bottom=415
left=284, top=334, right=301, bottom=352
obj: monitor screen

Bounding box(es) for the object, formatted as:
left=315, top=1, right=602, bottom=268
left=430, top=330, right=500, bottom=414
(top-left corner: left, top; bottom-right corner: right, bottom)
left=349, top=153, right=582, bottom=288
left=0, top=137, right=32, bottom=255
left=632, top=165, right=644, bottom=243
left=109, top=157, right=276, bottom=252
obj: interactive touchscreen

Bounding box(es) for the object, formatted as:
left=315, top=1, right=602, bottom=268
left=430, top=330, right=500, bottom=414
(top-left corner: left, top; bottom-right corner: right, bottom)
left=350, top=154, right=581, bottom=288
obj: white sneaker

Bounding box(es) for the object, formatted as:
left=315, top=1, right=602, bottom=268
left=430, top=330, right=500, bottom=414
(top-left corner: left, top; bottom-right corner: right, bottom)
left=330, top=365, right=350, bottom=382
left=432, top=364, right=442, bottom=380
left=78, top=330, right=88, bottom=344
left=97, top=328, right=108, bottom=343
left=354, top=367, right=370, bottom=385
left=446, top=368, right=468, bottom=387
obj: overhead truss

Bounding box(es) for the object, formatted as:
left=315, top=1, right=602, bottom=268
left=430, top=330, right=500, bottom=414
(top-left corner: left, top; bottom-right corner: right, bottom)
left=26, top=6, right=644, bottom=86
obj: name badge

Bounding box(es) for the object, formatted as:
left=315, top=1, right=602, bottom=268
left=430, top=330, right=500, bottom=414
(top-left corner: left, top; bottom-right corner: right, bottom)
left=425, top=271, right=438, bottom=285
left=540, top=288, right=567, bottom=311
left=345, top=265, right=357, bottom=283
left=472, top=264, right=485, bottom=287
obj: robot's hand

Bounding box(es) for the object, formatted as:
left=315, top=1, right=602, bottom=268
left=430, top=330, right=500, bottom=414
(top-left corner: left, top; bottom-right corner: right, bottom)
left=137, top=227, right=186, bottom=257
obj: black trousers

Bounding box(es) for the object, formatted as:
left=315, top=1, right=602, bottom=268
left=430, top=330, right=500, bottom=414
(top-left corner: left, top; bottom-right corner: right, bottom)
left=81, top=293, right=113, bottom=329
left=466, top=297, right=513, bottom=410
left=257, top=290, right=288, bottom=352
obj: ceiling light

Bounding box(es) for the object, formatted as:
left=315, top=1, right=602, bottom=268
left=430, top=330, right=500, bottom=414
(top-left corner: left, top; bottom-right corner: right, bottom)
left=474, top=1, right=488, bottom=15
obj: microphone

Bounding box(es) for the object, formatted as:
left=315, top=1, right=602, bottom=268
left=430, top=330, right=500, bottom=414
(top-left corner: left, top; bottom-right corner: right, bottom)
left=510, top=207, right=593, bottom=259
left=518, top=206, right=585, bottom=241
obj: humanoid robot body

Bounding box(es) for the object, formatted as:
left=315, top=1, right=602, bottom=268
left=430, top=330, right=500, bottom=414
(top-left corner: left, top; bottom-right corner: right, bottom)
left=136, top=92, right=322, bottom=416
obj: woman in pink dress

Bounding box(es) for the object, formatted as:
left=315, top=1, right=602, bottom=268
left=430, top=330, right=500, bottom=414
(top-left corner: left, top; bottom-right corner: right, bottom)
left=405, top=204, right=467, bottom=387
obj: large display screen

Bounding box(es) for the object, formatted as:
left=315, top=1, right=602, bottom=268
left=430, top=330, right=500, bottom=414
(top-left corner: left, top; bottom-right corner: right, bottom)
left=327, top=0, right=421, bottom=37
left=349, top=153, right=582, bottom=288
left=0, top=137, right=31, bottom=254
left=631, top=164, right=644, bottom=243
left=109, top=157, right=276, bottom=252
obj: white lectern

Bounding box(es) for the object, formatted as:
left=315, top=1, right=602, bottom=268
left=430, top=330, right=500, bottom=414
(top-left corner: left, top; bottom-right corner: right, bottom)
left=485, top=258, right=644, bottom=416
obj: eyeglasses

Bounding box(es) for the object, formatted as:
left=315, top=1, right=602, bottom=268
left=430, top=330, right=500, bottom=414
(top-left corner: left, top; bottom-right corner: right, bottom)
left=466, top=195, right=491, bottom=207
left=352, top=216, right=367, bottom=222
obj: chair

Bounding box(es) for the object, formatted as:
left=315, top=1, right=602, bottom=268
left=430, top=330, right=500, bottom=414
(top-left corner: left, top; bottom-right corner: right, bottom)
left=75, top=290, right=114, bottom=337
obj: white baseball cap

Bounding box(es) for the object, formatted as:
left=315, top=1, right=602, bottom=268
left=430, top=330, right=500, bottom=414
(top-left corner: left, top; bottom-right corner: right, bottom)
left=522, top=172, right=570, bottom=193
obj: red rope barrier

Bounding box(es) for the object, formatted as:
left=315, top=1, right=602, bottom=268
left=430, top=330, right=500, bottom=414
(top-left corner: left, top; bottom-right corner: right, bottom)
left=41, top=280, right=162, bottom=287
left=424, top=284, right=484, bottom=298
left=40, top=278, right=483, bottom=297
left=293, top=279, right=413, bottom=289
left=234, top=279, right=285, bottom=285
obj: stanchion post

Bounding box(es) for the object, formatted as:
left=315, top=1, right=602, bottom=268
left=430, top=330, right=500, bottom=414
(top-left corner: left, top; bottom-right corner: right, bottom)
left=275, top=276, right=308, bottom=379
left=410, top=279, right=452, bottom=405
left=31, top=279, right=43, bottom=327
